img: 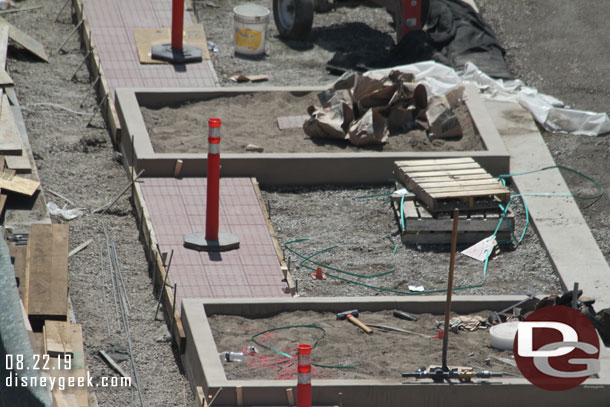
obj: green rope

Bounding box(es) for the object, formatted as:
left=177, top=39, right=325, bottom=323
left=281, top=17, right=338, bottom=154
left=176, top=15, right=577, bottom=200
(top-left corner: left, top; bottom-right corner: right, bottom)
left=250, top=324, right=355, bottom=369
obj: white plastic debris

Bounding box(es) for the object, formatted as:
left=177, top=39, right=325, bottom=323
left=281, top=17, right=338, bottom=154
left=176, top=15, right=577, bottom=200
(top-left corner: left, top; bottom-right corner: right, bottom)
left=47, top=202, right=85, bottom=220
left=408, top=285, right=425, bottom=292
left=461, top=235, right=496, bottom=262
left=364, top=60, right=610, bottom=136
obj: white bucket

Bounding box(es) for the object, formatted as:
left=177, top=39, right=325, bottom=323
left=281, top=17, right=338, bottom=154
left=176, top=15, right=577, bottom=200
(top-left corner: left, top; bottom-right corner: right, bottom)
left=233, top=4, right=270, bottom=56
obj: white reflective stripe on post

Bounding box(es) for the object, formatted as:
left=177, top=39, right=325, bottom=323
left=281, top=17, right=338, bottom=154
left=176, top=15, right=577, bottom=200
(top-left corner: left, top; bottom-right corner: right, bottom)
left=299, top=354, right=310, bottom=365
left=297, top=372, right=311, bottom=385
left=209, top=143, right=220, bottom=154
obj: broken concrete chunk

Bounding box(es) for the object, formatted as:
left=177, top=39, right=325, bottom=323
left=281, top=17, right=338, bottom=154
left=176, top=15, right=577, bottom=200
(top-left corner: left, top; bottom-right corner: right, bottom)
left=245, top=144, right=264, bottom=152
left=426, top=101, right=462, bottom=139
left=347, top=108, right=388, bottom=146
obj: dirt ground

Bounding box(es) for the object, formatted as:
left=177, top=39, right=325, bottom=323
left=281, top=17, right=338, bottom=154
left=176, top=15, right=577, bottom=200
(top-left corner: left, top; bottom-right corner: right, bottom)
left=209, top=310, right=521, bottom=380
left=5, top=2, right=193, bottom=406
left=142, top=92, right=482, bottom=153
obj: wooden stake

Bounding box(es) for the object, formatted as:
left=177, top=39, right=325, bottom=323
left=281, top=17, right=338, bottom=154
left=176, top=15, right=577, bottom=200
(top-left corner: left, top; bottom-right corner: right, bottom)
left=441, top=208, right=459, bottom=371
left=286, top=388, right=295, bottom=407
left=174, top=159, right=183, bottom=178
left=236, top=385, right=243, bottom=407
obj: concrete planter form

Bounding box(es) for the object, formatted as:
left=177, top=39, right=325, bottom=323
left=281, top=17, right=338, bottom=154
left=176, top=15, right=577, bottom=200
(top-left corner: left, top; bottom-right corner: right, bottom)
left=115, top=85, right=510, bottom=185
left=181, top=296, right=610, bottom=407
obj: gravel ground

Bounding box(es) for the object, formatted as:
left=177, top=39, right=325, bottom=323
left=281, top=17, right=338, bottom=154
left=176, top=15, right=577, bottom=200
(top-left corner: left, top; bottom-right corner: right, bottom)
left=262, top=185, right=560, bottom=297
left=6, top=2, right=193, bottom=406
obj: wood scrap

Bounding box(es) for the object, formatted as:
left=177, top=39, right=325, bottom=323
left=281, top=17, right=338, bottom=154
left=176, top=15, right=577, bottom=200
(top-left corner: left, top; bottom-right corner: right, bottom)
left=43, top=320, right=74, bottom=357
left=0, top=25, right=8, bottom=69
left=0, top=68, right=12, bottom=86
left=98, top=350, right=129, bottom=378
left=68, top=239, right=93, bottom=258
left=0, top=92, right=24, bottom=155
left=26, top=224, right=69, bottom=328
left=0, top=171, right=39, bottom=195
left=49, top=323, right=88, bottom=407
left=0, top=16, right=48, bottom=62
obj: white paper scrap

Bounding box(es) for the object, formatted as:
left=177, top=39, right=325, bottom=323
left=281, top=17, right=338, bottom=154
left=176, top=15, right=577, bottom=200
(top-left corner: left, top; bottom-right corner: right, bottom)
left=461, top=235, right=496, bottom=262
left=408, top=285, right=425, bottom=292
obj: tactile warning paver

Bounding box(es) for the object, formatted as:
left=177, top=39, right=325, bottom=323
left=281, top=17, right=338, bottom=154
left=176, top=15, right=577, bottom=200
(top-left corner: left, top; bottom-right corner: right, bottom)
left=140, top=177, right=289, bottom=309
left=82, top=0, right=217, bottom=98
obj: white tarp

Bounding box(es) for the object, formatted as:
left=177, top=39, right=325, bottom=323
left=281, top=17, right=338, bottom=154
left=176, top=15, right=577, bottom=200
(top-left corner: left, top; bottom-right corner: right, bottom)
left=365, top=61, right=610, bottom=136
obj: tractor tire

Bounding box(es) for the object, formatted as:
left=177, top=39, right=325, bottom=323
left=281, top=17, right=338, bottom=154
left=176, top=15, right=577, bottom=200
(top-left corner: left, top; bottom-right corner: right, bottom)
left=273, top=0, right=314, bottom=40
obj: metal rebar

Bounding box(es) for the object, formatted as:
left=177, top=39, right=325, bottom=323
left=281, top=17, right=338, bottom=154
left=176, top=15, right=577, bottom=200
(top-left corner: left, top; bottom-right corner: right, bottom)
left=102, top=222, right=121, bottom=324
left=99, top=244, right=111, bottom=336
left=55, top=0, right=71, bottom=22
left=111, top=242, right=132, bottom=309
left=154, top=249, right=174, bottom=320
left=110, top=243, right=131, bottom=314
left=79, top=74, right=100, bottom=107
left=69, top=50, right=92, bottom=81
left=56, top=19, right=84, bottom=54
left=441, top=208, right=459, bottom=372
left=94, top=169, right=145, bottom=214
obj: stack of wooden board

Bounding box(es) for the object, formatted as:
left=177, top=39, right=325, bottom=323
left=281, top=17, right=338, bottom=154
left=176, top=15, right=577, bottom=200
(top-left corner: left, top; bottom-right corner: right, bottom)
left=393, top=158, right=513, bottom=245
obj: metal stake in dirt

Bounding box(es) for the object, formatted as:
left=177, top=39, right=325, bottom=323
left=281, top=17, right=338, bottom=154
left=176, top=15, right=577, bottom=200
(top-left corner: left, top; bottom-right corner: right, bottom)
left=184, top=119, right=240, bottom=252
left=297, top=344, right=312, bottom=407
left=150, top=0, right=202, bottom=63
left=441, top=208, right=459, bottom=372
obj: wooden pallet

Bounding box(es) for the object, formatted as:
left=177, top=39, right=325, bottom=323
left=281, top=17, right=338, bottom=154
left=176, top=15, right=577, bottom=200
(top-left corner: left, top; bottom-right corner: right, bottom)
left=393, top=158, right=510, bottom=212
left=393, top=198, right=513, bottom=245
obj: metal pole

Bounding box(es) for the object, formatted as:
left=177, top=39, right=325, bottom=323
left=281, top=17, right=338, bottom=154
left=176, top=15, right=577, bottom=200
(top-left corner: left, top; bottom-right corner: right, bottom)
left=206, top=118, right=221, bottom=241
left=171, top=0, right=184, bottom=51
left=56, top=19, right=84, bottom=54
left=154, top=249, right=174, bottom=320
left=441, top=209, right=459, bottom=371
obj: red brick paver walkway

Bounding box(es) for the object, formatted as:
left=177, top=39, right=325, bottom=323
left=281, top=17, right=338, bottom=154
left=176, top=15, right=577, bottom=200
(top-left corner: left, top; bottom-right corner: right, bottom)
left=140, top=177, right=289, bottom=309
left=83, top=0, right=217, bottom=96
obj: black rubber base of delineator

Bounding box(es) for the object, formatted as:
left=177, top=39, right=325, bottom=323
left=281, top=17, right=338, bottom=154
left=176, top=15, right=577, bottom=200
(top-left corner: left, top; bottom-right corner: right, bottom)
left=151, top=44, right=202, bottom=64
left=184, top=232, right=240, bottom=252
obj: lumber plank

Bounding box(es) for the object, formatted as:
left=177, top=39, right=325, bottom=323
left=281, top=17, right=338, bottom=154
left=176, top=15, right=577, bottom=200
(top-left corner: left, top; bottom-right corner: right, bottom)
left=0, top=25, right=8, bottom=69
left=410, top=174, right=494, bottom=183
left=27, top=224, right=69, bottom=324
left=405, top=168, right=487, bottom=178
left=0, top=92, right=24, bottom=155
left=402, top=162, right=481, bottom=172
left=0, top=16, right=48, bottom=62
left=0, top=171, right=39, bottom=195
left=395, top=157, right=474, bottom=167
left=418, top=179, right=504, bottom=189
left=49, top=323, right=88, bottom=407
left=44, top=320, right=74, bottom=357
left=428, top=187, right=511, bottom=198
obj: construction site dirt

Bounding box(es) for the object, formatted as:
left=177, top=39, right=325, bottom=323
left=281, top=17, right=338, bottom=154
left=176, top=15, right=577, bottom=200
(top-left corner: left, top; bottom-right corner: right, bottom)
left=6, top=0, right=609, bottom=406
left=209, top=310, right=522, bottom=380
left=142, top=93, right=482, bottom=154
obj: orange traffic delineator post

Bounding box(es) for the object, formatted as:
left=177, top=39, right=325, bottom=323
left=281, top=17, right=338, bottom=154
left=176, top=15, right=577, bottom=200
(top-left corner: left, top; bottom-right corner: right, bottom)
left=311, top=267, right=326, bottom=280
left=151, top=0, right=202, bottom=63
left=297, top=344, right=312, bottom=407
left=184, top=118, right=240, bottom=252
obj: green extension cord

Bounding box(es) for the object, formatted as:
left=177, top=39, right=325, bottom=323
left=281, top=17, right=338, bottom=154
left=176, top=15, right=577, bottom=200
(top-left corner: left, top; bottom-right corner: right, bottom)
left=250, top=324, right=355, bottom=369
